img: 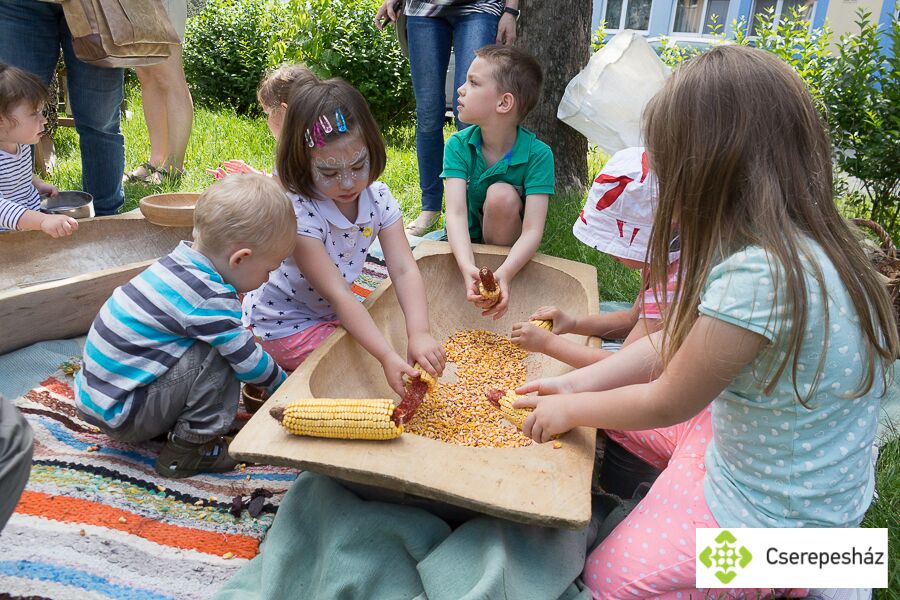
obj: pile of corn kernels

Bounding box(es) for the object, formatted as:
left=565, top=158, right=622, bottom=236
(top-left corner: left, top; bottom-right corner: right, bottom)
left=405, top=329, right=533, bottom=448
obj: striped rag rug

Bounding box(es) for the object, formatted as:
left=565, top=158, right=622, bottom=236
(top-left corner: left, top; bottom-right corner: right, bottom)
left=0, top=257, right=390, bottom=600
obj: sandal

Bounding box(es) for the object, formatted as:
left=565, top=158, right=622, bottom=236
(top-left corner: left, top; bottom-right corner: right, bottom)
left=404, top=210, right=441, bottom=236
left=123, top=162, right=160, bottom=185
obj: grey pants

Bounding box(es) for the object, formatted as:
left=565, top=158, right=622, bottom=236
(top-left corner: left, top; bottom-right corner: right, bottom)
left=0, top=394, right=33, bottom=531
left=96, top=342, right=240, bottom=445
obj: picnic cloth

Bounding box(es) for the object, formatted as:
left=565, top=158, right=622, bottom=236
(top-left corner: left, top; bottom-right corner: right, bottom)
left=0, top=256, right=391, bottom=600
left=214, top=472, right=604, bottom=600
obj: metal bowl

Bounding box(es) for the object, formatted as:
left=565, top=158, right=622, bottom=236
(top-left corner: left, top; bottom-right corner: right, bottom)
left=40, top=191, right=95, bottom=220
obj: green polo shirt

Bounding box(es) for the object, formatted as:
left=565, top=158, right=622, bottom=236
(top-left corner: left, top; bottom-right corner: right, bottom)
left=442, top=125, right=555, bottom=241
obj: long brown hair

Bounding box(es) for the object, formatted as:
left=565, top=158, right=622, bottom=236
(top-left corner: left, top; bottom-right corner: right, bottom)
left=643, top=45, right=898, bottom=403
left=276, top=73, right=386, bottom=198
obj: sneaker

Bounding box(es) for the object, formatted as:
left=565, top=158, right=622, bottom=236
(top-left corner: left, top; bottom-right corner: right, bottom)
left=404, top=210, right=441, bottom=236
left=154, top=433, right=239, bottom=478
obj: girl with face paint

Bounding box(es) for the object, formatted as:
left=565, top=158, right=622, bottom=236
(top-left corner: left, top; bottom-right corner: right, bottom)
left=242, top=72, right=445, bottom=398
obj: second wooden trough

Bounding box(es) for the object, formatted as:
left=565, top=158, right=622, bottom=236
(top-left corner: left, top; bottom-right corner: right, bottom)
left=230, top=241, right=600, bottom=529
left=0, top=213, right=193, bottom=355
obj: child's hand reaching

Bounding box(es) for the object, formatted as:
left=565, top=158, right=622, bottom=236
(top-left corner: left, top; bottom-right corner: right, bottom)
left=34, top=180, right=59, bottom=197
left=381, top=353, right=419, bottom=398
left=512, top=394, right=575, bottom=444
left=510, top=320, right=553, bottom=352
left=465, top=266, right=510, bottom=320
left=40, top=213, right=78, bottom=238
left=206, top=160, right=266, bottom=180
left=529, top=306, right=575, bottom=334
left=516, top=376, right=574, bottom=397
left=407, top=331, right=446, bottom=378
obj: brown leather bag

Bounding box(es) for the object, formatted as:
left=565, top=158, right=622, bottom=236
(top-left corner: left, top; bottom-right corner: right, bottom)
left=59, top=0, right=181, bottom=68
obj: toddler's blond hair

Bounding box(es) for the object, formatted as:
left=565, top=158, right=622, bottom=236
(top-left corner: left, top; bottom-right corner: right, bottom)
left=193, top=174, right=295, bottom=254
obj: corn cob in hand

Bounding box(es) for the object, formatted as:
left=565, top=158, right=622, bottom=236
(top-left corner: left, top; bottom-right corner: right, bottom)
left=271, top=398, right=403, bottom=440
left=485, top=389, right=532, bottom=430
left=394, top=363, right=438, bottom=425
left=478, top=267, right=501, bottom=306
left=529, top=319, right=553, bottom=331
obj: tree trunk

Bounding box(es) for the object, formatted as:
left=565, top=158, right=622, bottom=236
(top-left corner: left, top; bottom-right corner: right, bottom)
left=518, top=0, right=592, bottom=194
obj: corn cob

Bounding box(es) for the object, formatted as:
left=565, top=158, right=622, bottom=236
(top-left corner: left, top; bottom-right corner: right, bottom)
left=485, top=389, right=532, bottom=430
left=478, top=267, right=501, bottom=306
left=395, top=363, right=438, bottom=425
left=270, top=398, right=402, bottom=440
left=406, top=363, right=437, bottom=394
left=529, top=319, right=553, bottom=331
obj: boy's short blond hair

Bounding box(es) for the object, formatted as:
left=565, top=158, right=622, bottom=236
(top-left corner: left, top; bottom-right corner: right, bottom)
left=193, top=174, right=295, bottom=253
left=475, top=45, right=543, bottom=121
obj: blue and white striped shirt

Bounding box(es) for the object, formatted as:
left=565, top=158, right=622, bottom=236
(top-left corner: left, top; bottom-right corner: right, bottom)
left=0, top=144, right=40, bottom=230
left=76, top=241, right=287, bottom=428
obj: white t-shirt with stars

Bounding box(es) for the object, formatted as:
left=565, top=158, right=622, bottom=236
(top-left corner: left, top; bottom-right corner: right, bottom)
left=242, top=181, right=401, bottom=341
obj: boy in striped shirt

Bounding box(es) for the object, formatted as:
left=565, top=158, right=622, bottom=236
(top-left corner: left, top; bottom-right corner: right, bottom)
left=76, top=175, right=295, bottom=478
left=0, top=64, right=77, bottom=236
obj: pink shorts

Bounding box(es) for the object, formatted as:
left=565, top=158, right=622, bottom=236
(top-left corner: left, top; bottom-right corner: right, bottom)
left=585, top=407, right=806, bottom=599
left=259, top=321, right=340, bottom=371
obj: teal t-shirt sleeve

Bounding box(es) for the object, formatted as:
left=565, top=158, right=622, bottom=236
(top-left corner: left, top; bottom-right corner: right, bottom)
left=441, top=133, right=469, bottom=180
left=698, top=247, right=781, bottom=341
left=524, top=141, right=555, bottom=197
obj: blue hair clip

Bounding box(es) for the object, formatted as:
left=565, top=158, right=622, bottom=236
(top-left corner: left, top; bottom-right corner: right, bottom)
left=318, top=114, right=333, bottom=134
left=335, top=108, right=347, bottom=132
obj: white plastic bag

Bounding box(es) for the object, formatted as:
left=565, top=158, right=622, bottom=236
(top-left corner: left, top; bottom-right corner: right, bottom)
left=557, top=31, right=670, bottom=155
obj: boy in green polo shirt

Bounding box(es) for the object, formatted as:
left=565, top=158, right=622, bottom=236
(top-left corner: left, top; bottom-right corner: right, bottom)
left=442, top=44, right=555, bottom=320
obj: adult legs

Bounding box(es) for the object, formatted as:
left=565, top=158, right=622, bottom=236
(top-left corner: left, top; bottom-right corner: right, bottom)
left=0, top=0, right=66, bottom=100
left=133, top=45, right=193, bottom=175
left=60, top=36, right=124, bottom=215
left=406, top=16, right=452, bottom=222
left=448, top=12, right=500, bottom=129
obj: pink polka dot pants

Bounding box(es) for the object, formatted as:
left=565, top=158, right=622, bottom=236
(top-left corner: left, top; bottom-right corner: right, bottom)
left=583, top=407, right=805, bottom=600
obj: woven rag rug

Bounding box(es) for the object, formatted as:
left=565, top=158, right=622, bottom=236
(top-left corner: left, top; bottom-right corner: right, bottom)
left=0, top=257, right=390, bottom=600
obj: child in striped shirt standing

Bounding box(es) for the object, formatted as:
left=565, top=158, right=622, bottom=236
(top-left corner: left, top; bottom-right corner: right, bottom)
left=76, top=175, right=295, bottom=478
left=0, top=63, right=76, bottom=237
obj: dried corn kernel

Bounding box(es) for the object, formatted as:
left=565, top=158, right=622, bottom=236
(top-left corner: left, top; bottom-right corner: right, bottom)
left=405, top=330, right=531, bottom=448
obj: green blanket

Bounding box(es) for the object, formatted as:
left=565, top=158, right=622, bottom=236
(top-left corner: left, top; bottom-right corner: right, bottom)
left=215, top=472, right=609, bottom=600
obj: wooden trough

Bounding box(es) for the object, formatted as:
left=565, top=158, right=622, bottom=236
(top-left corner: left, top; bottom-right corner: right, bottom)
left=230, top=241, right=600, bottom=529
left=0, top=213, right=192, bottom=355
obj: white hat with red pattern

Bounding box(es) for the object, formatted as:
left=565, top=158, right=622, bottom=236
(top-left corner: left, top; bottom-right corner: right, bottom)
left=572, top=146, right=677, bottom=264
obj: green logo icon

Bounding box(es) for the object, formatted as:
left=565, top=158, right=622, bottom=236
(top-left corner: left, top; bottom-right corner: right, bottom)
left=699, top=530, right=753, bottom=584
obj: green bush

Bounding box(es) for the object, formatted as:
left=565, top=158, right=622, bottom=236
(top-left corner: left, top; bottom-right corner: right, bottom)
left=591, top=8, right=899, bottom=240
left=265, top=0, right=415, bottom=128
left=183, top=0, right=286, bottom=114
left=821, top=12, right=900, bottom=235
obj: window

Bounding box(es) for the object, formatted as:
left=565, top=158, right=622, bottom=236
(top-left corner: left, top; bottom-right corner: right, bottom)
left=604, top=0, right=654, bottom=31
left=749, top=0, right=816, bottom=35
left=671, top=0, right=731, bottom=35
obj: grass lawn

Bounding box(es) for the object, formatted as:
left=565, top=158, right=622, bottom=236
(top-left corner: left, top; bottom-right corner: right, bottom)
left=46, top=89, right=898, bottom=599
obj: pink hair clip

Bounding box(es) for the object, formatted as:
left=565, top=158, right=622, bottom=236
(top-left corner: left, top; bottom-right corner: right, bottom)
left=313, top=122, right=326, bottom=147
left=318, top=114, right=333, bottom=134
